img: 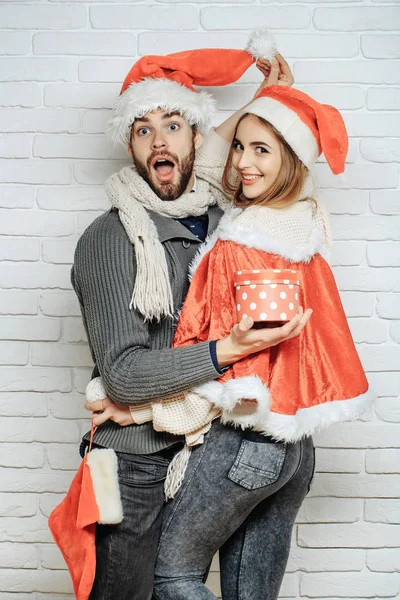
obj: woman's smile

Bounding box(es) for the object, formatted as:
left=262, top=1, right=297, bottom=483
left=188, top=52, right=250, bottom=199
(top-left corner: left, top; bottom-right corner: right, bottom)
left=241, top=173, right=263, bottom=185
left=232, top=114, right=282, bottom=200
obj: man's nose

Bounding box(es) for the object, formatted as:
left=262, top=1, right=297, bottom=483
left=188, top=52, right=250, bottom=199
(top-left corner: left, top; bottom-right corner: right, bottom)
left=151, top=131, right=167, bottom=150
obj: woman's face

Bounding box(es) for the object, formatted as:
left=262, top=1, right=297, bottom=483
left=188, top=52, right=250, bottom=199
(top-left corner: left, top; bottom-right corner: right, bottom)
left=231, top=115, right=283, bottom=200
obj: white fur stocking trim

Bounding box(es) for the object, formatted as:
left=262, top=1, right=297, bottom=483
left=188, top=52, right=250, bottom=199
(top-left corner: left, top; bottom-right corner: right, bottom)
left=87, top=449, right=123, bottom=524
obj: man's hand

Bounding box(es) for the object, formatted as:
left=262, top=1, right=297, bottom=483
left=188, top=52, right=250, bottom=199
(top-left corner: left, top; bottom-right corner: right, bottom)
left=216, top=307, right=312, bottom=367
left=253, top=54, right=294, bottom=99
left=85, top=397, right=134, bottom=427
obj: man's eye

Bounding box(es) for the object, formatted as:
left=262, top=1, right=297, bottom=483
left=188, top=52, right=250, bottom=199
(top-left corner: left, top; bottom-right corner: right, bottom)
left=168, top=123, right=180, bottom=131
left=138, top=128, right=150, bottom=136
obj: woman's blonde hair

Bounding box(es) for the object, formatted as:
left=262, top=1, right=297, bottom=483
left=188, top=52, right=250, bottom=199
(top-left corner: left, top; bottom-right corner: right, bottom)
left=222, top=114, right=309, bottom=209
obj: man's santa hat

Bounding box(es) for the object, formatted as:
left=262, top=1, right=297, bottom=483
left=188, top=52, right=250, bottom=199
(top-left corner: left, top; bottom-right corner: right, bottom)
left=107, top=30, right=278, bottom=146
left=244, top=86, right=349, bottom=174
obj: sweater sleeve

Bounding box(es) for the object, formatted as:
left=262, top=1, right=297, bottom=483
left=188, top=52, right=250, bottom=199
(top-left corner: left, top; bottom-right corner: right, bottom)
left=72, top=211, right=221, bottom=406
left=195, top=128, right=231, bottom=196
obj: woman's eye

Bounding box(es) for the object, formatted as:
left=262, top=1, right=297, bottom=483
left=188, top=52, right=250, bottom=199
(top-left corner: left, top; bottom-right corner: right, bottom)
left=233, top=142, right=243, bottom=151
left=256, top=146, right=268, bottom=154
left=168, top=123, right=180, bottom=131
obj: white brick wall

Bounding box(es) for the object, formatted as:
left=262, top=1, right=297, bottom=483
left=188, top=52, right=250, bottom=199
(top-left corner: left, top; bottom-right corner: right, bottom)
left=0, top=1, right=399, bottom=598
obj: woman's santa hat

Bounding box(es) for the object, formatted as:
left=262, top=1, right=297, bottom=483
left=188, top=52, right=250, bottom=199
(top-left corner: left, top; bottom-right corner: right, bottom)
left=244, top=86, right=349, bottom=174
left=107, top=30, right=278, bottom=146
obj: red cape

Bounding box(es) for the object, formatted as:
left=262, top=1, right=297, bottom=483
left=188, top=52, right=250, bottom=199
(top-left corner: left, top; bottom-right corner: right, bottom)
left=173, top=232, right=373, bottom=441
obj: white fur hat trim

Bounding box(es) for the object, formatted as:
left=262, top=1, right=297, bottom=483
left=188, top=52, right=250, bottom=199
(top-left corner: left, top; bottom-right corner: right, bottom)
left=245, top=96, right=320, bottom=168
left=107, top=77, right=216, bottom=146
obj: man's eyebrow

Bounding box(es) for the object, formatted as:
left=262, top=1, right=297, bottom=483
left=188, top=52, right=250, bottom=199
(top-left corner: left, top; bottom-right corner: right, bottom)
left=133, top=116, right=150, bottom=125
left=162, top=111, right=183, bottom=120
left=133, top=112, right=183, bottom=127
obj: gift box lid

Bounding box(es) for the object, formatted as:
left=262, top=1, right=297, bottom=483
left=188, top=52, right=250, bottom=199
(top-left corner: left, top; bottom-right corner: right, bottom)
left=234, top=268, right=300, bottom=287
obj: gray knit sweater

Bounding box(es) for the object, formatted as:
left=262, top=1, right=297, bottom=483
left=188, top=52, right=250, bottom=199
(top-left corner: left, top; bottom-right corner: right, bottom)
left=72, top=204, right=223, bottom=454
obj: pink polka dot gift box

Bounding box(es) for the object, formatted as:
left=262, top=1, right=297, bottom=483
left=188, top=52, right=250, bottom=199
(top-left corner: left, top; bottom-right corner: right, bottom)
left=234, top=268, right=301, bottom=324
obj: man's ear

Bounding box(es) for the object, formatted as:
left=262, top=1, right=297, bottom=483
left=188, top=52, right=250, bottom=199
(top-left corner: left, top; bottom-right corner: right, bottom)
left=127, top=128, right=134, bottom=157
left=194, top=130, right=203, bottom=151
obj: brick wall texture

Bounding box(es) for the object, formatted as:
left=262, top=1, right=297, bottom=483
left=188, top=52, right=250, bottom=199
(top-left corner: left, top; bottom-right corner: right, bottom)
left=0, top=0, right=399, bottom=598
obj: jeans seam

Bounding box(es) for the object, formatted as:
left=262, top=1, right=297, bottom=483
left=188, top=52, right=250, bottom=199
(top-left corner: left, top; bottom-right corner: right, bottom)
left=93, top=523, right=116, bottom=600
left=228, top=439, right=246, bottom=479
left=237, top=520, right=249, bottom=600
left=284, top=439, right=304, bottom=487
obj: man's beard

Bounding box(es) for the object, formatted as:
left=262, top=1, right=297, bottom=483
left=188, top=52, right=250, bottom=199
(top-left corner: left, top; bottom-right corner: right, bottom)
left=132, top=144, right=196, bottom=201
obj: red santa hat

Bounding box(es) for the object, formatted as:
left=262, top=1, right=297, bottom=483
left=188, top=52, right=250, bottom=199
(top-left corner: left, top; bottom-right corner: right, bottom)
left=107, top=30, right=278, bottom=146
left=244, top=86, right=348, bottom=174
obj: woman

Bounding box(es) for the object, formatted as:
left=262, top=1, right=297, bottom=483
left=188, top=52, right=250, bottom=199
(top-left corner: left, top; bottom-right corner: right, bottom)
left=149, top=85, right=372, bottom=600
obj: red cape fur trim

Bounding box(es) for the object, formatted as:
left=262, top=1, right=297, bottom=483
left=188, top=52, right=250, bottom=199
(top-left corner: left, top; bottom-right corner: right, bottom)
left=194, top=379, right=374, bottom=442
left=189, top=208, right=328, bottom=280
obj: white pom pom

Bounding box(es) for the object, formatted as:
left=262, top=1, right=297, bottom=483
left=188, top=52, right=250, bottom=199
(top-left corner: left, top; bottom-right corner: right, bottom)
left=246, top=29, right=278, bottom=61
left=86, top=377, right=108, bottom=402
left=334, top=172, right=347, bottom=184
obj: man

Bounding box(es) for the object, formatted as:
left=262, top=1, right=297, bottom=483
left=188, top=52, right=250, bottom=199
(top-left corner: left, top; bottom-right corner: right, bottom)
left=73, top=41, right=307, bottom=600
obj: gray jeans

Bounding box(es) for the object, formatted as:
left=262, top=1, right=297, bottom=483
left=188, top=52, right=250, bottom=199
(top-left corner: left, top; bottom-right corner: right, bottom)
left=153, top=420, right=315, bottom=600
left=89, top=450, right=172, bottom=600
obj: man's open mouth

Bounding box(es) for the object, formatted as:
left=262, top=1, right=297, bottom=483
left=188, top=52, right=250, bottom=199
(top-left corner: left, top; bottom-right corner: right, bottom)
left=152, top=157, right=176, bottom=183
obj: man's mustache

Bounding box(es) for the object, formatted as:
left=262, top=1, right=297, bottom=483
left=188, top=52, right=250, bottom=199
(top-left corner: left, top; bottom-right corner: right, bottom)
left=146, top=151, right=180, bottom=172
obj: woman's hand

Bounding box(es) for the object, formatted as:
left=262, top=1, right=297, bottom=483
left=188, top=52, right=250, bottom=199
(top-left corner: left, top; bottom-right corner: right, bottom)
left=214, top=55, right=294, bottom=143
left=216, top=307, right=312, bottom=367
left=85, top=397, right=134, bottom=427
left=253, top=54, right=294, bottom=99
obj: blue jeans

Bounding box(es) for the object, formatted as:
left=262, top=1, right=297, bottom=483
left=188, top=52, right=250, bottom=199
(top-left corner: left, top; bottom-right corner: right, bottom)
left=89, top=449, right=173, bottom=600
left=153, top=420, right=315, bottom=600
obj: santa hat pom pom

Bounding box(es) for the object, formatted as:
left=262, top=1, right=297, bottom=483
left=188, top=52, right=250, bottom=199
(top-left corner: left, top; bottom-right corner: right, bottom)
left=334, top=172, right=347, bottom=184
left=246, top=29, right=278, bottom=61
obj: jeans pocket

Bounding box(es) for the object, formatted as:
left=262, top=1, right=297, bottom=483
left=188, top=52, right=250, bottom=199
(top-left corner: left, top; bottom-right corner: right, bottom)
left=228, top=439, right=286, bottom=491
left=118, top=454, right=168, bottom=487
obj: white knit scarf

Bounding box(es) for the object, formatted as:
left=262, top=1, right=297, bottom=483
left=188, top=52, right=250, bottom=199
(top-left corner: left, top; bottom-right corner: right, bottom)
left=105, top=165, right=222, bottom=321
